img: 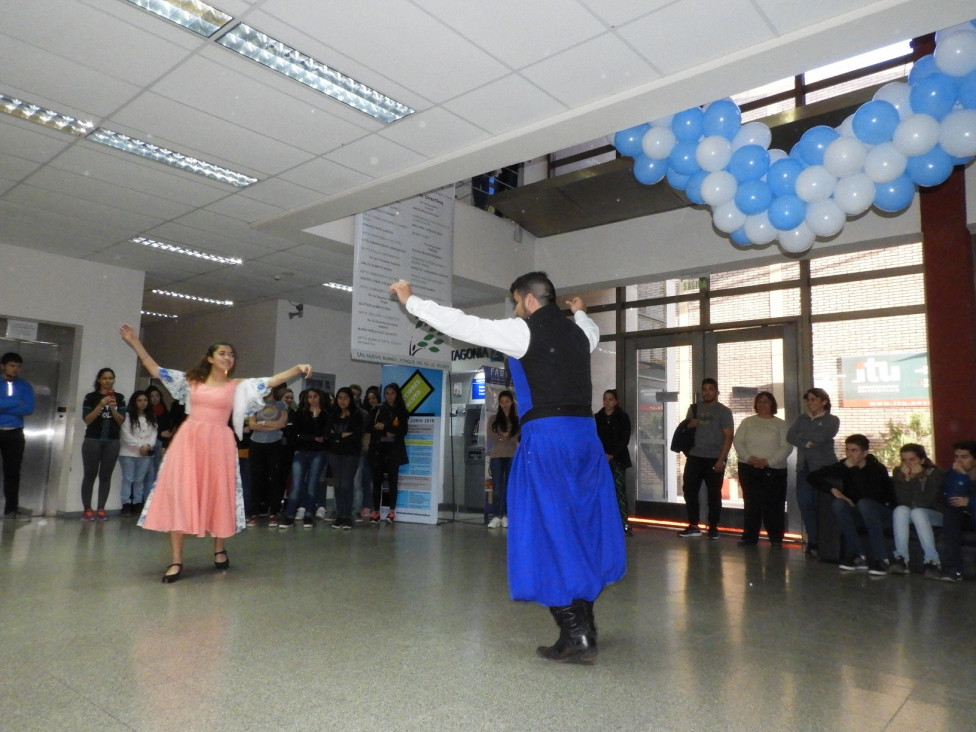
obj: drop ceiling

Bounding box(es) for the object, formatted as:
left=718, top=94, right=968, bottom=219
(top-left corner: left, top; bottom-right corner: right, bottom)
left=0, top=0, right=972, bottom=318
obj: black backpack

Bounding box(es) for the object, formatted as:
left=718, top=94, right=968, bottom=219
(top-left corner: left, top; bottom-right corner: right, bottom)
left=669, top=404, right=697, bottom=456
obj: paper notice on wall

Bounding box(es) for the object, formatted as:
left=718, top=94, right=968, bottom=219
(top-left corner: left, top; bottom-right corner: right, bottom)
left=351, top=184, right=454, bottom=368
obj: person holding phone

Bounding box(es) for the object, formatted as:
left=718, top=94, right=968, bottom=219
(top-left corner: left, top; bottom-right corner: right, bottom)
left=80, top=368, right=126, bottom=521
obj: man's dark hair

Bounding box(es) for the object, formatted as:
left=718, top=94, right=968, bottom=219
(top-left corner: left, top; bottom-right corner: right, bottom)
left=845, top=434, right=870, bottom=451
left=953, top=440, right=976, bottom=459
left=0, top=352, right=23, bottom=366
left=510, top=272, right=556, bottom=306
left=701, top=377, right=718, bottom=389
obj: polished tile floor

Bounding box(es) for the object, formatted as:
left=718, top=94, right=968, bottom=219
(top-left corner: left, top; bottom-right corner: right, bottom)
left=2, top=515, right=975, bottom=731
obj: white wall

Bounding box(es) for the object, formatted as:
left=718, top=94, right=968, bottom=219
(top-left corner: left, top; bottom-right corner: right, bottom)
left=0, top=243, right=144, bottom=514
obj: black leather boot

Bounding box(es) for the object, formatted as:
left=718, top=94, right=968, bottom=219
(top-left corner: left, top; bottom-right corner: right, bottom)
left=575, top=599, right=598, bottom=643
left=536, top=603, right=597, bottom=664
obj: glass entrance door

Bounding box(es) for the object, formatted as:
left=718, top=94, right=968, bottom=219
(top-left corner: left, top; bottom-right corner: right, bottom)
left=627, top=324, right=800, bottom=532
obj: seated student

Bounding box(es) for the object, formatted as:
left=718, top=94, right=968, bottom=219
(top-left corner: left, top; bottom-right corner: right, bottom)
left=890, top=444, right=945, bottom=578
left=937, top=440, right=976, bottom=583
left=808, top=434, right=895, bottom=575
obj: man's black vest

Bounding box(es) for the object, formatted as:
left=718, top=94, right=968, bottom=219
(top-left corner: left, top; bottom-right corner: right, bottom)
left=519, top=303, right=592, bottom=423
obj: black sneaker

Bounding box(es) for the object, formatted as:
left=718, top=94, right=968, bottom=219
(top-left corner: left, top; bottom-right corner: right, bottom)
left=707, top=527, right=719, bottom=540
left=889, top=557, right=910, bottom=575
left=940, top=568, right=963, bottom=583
left=303, top=516, right=315, bottom=529
left=839, top=555, right=868, bottom=571
left=677, top=526, right=701, bottom=538
left=331, top=517, right=344, bottom=530
left=341, top=517, right=352, bottom=531
left=923, top=562, right=941, bottom=580
left=623, top=524, right=634, bottom=537
left=868, top=559, right=890, bottom=576
left=278, top=515, right=295, bottom=528
left=4, top=508, right=31, bottom=522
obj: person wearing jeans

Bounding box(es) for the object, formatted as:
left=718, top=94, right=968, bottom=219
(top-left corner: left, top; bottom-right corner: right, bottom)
left=278, top=389, right=329, bottom=528
left=890, top=444, right=945, bottom=577
left=80, top=368, right=126, bottom=521
left=328, top=387, right=365, bottom=529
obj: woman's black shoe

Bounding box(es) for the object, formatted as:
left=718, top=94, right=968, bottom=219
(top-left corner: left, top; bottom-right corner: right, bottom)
left=214, top=550, right=230, bottom=570
left=161, top=563, right=183, bottom=583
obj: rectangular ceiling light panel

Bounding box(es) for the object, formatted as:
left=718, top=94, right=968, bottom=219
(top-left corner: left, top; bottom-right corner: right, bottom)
left=90, top=129, right=257, bottom=186
left=132, top=236, right=243, bottom=265
left=0, top=93, right=94, bottom=135
left=217, top=24, right=414, bottom=123
left=152, top=289, right=233, bottom=306
left=322, top=281, right=353, bottom=292
left=122, top=0, right=232, bottom=37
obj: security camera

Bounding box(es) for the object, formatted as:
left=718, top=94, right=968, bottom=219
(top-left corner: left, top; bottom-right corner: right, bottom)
left=288, top=303, right=304, bottom=319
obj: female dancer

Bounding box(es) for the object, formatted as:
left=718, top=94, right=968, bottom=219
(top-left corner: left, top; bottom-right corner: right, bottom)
left=118, top=390, right=157, bottom=516
left=368, top=383, right=409, bottom=523
left=80, top=368, right=126, bottom=521
left=120, top=324, right=310, bottom=582
left=487, top=390, right=519, bottom=529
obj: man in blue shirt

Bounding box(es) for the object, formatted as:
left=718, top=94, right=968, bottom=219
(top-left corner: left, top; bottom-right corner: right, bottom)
left=938, top=440, right=976, bottom=582
left=0, top=352, right=35, bottom=521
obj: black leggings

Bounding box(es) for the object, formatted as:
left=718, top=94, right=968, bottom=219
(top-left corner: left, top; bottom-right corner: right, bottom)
left=81, top=438, right=120, bottom=510
left=370, top=449, right=402, bottom=513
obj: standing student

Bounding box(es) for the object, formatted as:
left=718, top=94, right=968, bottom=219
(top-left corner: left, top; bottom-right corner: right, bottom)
left=278, top=388, right=328, bottom=528
left=80, top=368, right=126, bottom=521
left=327, top=387, right=364, bottom=529
left=120, top=324, right=309, bottom=583
left=0, top=352, right=34, bottom=521
left=368, top=383, right=409, bottom=523
left=118, top=390, right=157, bottom=516
left=594, top=389, right=633, bottom=537
left=487, top=390, right=519, bottom=529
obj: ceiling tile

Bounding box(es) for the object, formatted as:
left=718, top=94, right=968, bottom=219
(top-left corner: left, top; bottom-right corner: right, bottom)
left=444, top=75, right=568, bottom=136
left=238, top=177, right=325, bottom=211
left=277, top=158, right=372, bottom=198
left=754, top=0, right=878, bottom=35
left=377, top=107, right=489, bottom=158
left=324, top=135, right=425, bottom=178
left=584, top=0, right=678, bottom=28
left=0, top=118, right=75, bottom=165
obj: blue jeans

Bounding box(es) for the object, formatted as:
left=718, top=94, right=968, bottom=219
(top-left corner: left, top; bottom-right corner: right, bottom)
left=796, top=469, right=819, bottom=545
left=285, top=451, right=326, bottom=518
left=893, top=505, right=943, bottom=565
left=832, top=497, right=892, bottom=561
left=490, top=456, right=512, bottom=517
left=118, top=455, right=153, bottom=504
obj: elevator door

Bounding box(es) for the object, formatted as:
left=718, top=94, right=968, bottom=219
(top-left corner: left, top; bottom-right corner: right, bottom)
left=0, top=337, right=61, bottom=515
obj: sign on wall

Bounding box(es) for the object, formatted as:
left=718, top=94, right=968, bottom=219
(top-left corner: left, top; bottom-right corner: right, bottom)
left=840, top=352, right=930, bottom=407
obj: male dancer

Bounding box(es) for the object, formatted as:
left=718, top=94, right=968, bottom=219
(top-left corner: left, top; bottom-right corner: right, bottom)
left=391, top=273, right=625, bottom=663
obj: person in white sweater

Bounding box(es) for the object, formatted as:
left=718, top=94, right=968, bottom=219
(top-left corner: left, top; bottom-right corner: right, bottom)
left=119, top=390, right=158, bottom=515
left=733, top=391, right=793, bottom=546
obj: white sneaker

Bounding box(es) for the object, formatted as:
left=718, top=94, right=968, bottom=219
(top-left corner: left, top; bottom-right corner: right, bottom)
left=315, top=506, right=327, bottom=521
left=487, top=516, right=502, bottom=529
left=501, top=516, right=508, bottom=528
left=295, top=507, right=305, bottom=520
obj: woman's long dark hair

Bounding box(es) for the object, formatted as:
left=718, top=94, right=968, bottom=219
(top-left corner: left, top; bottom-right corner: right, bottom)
left=491, top=390, right=519, bottom=438
left=382, top=383, right=407, bottom=413
left=93, top=367, right=115, bottom=392
left=127, top=390, right=157, bottom=431
left=145, top=385, right=168, bottom=415
left=300, top=388, right=330, bottom=414
left=186, top=342, right=236, bottom=384
left=333, top=387, right=354, bottom=417
left=900, top=443, right=935, bottom=470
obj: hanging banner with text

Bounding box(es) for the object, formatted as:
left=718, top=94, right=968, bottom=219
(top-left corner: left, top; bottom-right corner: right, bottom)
left=840, top=352, right=930, bottom=407
left=380, top=364, right=445, bottom=525
left=351, top=184, right=454, bottom=369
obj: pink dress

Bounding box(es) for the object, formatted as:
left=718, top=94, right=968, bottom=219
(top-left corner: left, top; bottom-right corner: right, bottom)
left=141, top=380, right=240, bottom=538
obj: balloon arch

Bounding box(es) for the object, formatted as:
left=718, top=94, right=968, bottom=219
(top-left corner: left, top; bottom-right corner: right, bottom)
left=613, top=20, right=976, bottom=254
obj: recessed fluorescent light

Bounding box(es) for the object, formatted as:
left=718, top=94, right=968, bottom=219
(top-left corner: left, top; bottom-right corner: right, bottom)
left=132, top=236, right=243, bottom=265
left=322, top=282, right=353, bottom=292
left=217, top=24, right=414, bottom=123
left=90, top=128, right=257, bottom=187
left=122, top=0, right=232, bottom=37
left=152, top=289, right=233, bottom=306
left=0, top=93, right=94, bottom=136
left=141, top=310, right=179, bottom=319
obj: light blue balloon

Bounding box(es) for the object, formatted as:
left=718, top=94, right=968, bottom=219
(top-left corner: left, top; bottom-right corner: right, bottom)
left=633, top=154, right=669, bottom=185
left=908, top=54, right=937, bottom=86
left=767, top=158, right=804, bottom=197
left=905, top=145, right=954, bottom=187
left=727, top=144, right=770, bottom=182
left=794, top=126, right=839, bottom=166
left=730, top=227, right=752, bottom=247
left=874, top=174, right=916, bottom=212
left=614, top=124, right=650, bottom=157
left=852, top=100, right=900, bottom=144
left=672, top=108, right=704, bottom=142
left=702, top=99, right=742, bottom=140
left=909, top=72, right=959, bottom=121
left=669, top=140, right=702, bottom=176
left=684, top=170, right=708, bottom=205
left=767, top=194, right=807, bottom=230
left=666, top=167, right=691, bottom=190
left=734, top=179, right=773, bottom=215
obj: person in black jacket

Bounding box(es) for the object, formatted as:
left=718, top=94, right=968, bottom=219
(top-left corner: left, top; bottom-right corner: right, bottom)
left=595, top=389, right=633, bottom=536
left=277, top=389, right=329, bottom=528
left=808, top=433, right=895, bottom=575
left=368, top=383, right=409, bottom=523
left=327, top=387, right=365, bottom=529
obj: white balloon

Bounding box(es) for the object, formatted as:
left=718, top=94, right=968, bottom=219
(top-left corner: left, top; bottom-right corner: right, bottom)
left=836, top=114, right=856, bottom=138
left=939, top=109, right=976, bottom=158
left=642, top=125, right=677, bottom=160
left=892, top=114, right=941, bottom=157
left=873, top=82, right=913, bottom=120
left=744, top=211, right=778, bottom=245
left=863, top=143, right=907, bottom=183
left=700, top=170, right=738, bottom=206
left=767, top=148, right=788, bottom=165
left=833, top=173, right=876, bottom=215
left=795, top=165, right=837, bottom=203
left=696, top=135, right=733, bottom=172
left=935, top=24, right=976, bottom=53
left=823, top=136, right=868, bottom=178
left=805, top=199, right=846, bottom=238
left=732, top=121, right=772, bottom=150
left=778, top=222, right=816, bottom=254
left=713, top=200, right=747, bottom=233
